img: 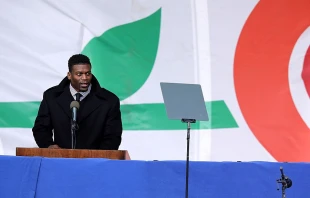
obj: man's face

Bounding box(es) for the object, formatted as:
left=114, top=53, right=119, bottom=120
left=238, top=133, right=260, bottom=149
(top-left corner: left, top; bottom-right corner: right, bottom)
left=67, top=64, right=92, bottom=92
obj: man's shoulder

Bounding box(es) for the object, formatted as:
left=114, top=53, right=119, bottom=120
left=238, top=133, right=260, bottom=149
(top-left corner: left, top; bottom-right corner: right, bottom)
left=42, top=76, right=69, bottom=97
left=42, top=85, right=62, bottom=98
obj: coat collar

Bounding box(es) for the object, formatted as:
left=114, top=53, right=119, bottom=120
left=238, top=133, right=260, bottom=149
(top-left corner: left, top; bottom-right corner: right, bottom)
left=54, top=75, right=107, bottom=100
left=54, top=75, right=107, bottom=123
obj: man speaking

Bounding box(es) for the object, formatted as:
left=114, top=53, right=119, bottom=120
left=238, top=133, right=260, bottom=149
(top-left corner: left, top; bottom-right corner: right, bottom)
left=32, top=54, right=122, bottom=150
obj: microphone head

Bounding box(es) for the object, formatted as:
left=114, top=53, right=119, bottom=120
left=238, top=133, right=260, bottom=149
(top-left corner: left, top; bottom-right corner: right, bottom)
left=70, top=101, right=80, bottom=109
left=286, top=178, right=293, bottom=188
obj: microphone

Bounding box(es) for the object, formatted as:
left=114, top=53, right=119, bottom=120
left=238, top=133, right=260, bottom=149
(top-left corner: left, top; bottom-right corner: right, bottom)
left=280, top=167, right=285, bottom=179
left=70, top=101, right=80, bottom=123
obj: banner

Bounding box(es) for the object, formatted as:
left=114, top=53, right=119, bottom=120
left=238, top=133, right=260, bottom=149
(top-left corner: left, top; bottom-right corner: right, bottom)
left=1, top=0, right=309, bottom=162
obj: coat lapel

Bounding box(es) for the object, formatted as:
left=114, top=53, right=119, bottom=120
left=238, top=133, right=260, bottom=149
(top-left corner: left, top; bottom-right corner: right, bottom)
left=56, top=86, right=74, bottom=119
left=78, top=93, right=104, bottom=123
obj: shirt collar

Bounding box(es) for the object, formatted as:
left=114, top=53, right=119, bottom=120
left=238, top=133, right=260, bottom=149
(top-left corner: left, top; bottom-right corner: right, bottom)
left=69, top=84, right=92, bottom=101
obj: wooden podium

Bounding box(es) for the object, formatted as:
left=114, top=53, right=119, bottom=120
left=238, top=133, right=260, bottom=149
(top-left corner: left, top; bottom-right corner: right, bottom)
left=16, top=147, right=130, bottom=160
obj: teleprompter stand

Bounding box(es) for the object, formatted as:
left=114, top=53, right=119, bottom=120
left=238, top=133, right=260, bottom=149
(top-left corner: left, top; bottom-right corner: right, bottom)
left=181, top=118, right=196, bottom=198
left=160, top=82, right=209, bottom=198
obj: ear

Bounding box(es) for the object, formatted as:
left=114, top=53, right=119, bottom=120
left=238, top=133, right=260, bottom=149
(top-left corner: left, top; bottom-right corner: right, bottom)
left=67, top=72, right=71, bottom=80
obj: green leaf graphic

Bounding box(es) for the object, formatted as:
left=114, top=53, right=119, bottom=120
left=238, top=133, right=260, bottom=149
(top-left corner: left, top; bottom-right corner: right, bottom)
left=82, top=8, right=161, bottom=101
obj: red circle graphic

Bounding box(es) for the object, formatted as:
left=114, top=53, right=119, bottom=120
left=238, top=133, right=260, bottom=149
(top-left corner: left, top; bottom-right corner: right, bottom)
left=234, top=0, right=310, bottom=162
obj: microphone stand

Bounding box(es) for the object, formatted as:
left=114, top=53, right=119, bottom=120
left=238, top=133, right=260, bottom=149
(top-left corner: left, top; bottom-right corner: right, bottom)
left=276, top=167, right=292, bottom=198
left=181, top=118, right=196, bottom=198
left=71, top=92, right=81, bottom=149
left=71, top=120, right=78, bottom=149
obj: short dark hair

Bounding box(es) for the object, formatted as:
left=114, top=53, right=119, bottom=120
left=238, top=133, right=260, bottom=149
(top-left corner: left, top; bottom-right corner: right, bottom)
left=68, top=54, right=91, bottom=72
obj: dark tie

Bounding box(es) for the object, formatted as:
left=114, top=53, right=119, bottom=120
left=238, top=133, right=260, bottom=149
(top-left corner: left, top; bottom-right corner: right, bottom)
left=75, top=93, right=82, bottom=102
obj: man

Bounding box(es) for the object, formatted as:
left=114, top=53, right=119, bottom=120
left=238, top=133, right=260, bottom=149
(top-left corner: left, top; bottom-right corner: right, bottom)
left=32, top=54, right=122, bottom=150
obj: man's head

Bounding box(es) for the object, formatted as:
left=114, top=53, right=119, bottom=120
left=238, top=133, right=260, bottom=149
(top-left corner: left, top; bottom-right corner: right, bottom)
left=67, top=54, right=92, bottom=92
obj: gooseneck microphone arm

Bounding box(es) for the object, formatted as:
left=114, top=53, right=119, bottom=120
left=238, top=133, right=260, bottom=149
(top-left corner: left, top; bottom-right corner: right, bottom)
left=70, top=101, right=80, bottom=149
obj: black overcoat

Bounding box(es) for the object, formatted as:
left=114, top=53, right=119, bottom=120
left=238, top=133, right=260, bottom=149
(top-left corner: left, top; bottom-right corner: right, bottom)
left=32, top=75, right=122, bottom=150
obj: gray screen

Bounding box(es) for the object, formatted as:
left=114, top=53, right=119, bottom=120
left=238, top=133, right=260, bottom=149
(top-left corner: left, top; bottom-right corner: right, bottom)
left=160, top=82, right=209, bottom=121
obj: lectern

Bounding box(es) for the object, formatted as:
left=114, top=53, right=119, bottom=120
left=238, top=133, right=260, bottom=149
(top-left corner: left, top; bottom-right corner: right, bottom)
left=16, top=147, right=131, bottom=160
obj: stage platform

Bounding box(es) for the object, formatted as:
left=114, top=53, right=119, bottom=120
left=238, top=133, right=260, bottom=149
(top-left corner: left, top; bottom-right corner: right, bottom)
left=0, top=156, right=308, bottom=198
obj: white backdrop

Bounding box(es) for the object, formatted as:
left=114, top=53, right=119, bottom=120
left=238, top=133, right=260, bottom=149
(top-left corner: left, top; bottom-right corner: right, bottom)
left=1, top=0, right=309, bottom=162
